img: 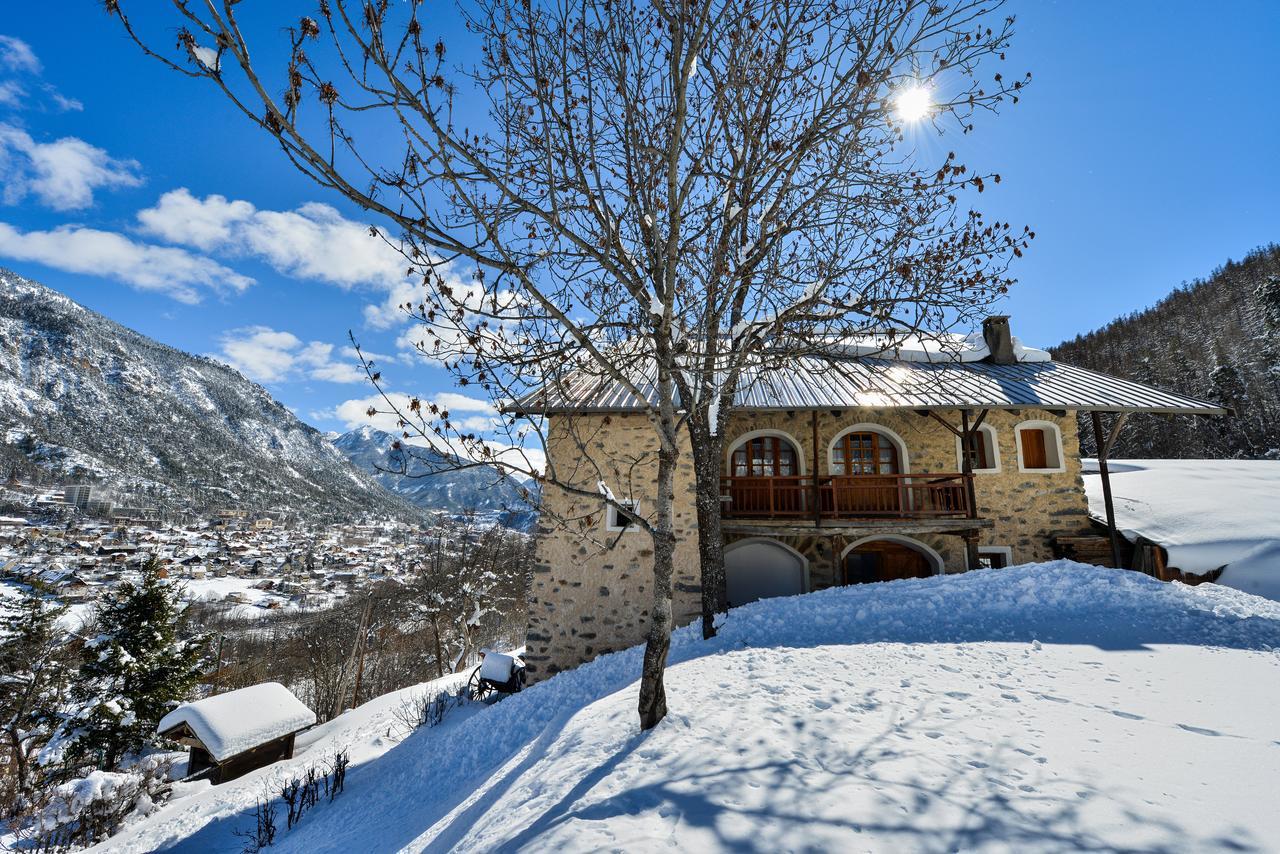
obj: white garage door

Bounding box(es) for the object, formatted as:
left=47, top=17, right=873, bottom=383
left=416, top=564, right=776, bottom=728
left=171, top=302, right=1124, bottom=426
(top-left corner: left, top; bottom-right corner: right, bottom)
left=726, top=541, right=805, bottom=608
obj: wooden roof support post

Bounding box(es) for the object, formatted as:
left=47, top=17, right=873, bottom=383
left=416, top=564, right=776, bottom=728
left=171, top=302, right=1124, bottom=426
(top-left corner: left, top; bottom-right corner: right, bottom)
left=959, top=409, right=979, bottom=520
left=1090, top=411, right=1130, bottom=569
left=811, top=410, right=821, bottom=528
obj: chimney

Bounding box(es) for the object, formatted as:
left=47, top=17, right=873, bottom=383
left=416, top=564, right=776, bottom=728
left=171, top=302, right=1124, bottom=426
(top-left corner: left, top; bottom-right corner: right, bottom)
left=982, top=315, right=1016, bottom=365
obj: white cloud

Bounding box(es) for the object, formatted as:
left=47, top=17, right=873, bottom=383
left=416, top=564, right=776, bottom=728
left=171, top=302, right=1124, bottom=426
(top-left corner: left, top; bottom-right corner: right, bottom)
left=0, top=81, right=23, bottom=108
left=214, top=326, right=369, bottom=385
left=0, top=36, right=39, bottom=74
left=0, top=221, right=252, bottom=303
left=0, top=124, right=142, bottom=210
left=137, top=189, right=478, bottom=337
left=436, top=392, right=498, bottom=413
left=45, top=88, right=83, bottom=112
left=138, top=188, right=412, bottom=289
left=0, top=37, right=81, bottom=113
left=136, top=188, right=253, bottom=250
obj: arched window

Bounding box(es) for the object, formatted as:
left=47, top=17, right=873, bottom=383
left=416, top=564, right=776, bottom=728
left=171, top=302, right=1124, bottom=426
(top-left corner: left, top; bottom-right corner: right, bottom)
left=831, top=431, right=900, bottom=476
left=730, top=435, right=798, bottom=477
left=956, top=424, right=1000, bottom=473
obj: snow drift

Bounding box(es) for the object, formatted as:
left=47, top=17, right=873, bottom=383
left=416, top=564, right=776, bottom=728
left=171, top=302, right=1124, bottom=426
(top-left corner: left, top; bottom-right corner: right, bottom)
left=99, top=563, right=1280, bottom=853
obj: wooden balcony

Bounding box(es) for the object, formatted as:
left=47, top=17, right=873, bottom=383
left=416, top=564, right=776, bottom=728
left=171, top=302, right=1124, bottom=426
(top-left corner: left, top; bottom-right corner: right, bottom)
left=720, top=473, right=975, bottom=521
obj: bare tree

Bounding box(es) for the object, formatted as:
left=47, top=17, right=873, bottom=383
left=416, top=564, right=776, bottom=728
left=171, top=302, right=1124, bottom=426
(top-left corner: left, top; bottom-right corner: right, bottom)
left=108, top=0, right=1027, bottom=727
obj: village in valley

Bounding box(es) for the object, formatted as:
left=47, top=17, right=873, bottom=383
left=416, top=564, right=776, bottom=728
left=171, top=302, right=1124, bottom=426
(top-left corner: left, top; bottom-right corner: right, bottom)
left=0, top=478, right=493, bottom=622
left=2, top=2, right=1279, bottom=853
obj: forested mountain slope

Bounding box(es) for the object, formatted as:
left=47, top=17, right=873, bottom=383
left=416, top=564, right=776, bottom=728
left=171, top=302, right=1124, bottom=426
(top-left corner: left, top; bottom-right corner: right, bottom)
left=1052, top=244, right=1280, bottom=458
left=0, top=268, right=422, bottom=521
left=333, top=426, right=538, bottom=530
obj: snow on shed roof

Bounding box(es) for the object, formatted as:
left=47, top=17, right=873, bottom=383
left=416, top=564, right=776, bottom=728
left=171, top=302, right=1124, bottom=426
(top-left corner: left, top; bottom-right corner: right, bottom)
left=513, top=355, right=1226, bottom=415
left=157, top=682, right=316, bottom=762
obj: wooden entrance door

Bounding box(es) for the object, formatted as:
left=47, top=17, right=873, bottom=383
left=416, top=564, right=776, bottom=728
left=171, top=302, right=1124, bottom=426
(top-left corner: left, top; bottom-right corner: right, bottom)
left=830, top=431, right=901, bottom=514
left=843, top=540, right=934, bottom=584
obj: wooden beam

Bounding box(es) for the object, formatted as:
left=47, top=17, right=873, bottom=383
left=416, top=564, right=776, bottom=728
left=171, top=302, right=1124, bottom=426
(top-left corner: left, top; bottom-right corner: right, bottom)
left=722, top=518, right=993, bottom=537
left=963, top=530, right=981, bottom=572
left=960, top=409, right=978, bottom=519
left=926, top=411, right=963, bottom=438
left=1101, top=412, right=1130, bottom=459
left=811, top=411, right=821, bottom=528
left=1090, top=411, right=1126, bottom=568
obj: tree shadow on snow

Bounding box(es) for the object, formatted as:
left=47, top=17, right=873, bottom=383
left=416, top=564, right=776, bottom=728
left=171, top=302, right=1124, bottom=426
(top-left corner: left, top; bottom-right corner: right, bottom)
left=479, top=697, right=1263, bottom=854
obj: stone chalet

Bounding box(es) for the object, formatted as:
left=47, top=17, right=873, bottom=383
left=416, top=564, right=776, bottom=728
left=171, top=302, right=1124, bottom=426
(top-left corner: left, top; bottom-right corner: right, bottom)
left=515, top=317, right=1226, bottom=681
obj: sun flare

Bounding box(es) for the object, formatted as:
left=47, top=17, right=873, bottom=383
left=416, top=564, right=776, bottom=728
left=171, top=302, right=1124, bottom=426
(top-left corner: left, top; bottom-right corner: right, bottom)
left=893, top=83, right=933, bottom=123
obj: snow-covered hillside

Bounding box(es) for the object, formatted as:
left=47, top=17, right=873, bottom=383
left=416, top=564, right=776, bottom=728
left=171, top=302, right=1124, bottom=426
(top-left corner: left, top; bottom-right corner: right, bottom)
left=100, top=563, right=1280, bottom=853
left=0, top=269, right=417, bottom=520
left=1083, top=458, right=1280, bottom=599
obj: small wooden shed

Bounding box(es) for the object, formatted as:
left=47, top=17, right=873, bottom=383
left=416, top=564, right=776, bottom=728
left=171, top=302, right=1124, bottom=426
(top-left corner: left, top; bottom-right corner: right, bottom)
left=157, top=683, right=316, bottom=784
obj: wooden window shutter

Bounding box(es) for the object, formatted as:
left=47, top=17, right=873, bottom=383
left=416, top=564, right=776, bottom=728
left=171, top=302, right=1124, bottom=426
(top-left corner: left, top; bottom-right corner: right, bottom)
left=1021, top=428, right=1048, bottom=469
left=964, top=432, right=989, bottom=470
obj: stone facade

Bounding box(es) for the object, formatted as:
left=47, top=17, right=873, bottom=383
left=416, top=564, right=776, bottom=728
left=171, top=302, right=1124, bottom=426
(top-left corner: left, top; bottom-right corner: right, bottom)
left=524, top=408, right=1093, bottom=682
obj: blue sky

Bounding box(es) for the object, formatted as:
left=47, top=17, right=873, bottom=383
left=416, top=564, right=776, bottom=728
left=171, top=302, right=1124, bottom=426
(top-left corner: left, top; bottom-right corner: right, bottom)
left=0, top=2, right=1277, bottom=437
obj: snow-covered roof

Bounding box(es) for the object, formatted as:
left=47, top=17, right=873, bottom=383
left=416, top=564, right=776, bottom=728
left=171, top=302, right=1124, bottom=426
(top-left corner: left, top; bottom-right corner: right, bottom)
left=1082, top=458, right=1280, bottom=600
left=157, top=682, right=316, bottom=761
left=823, top=331, right=1050, bottom=363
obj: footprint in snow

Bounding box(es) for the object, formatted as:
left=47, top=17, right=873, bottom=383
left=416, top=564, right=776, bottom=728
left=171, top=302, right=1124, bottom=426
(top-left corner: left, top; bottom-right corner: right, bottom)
left=1111, top=710, right=1144, bottom=720
left=1177, top=723, right=1224, bottom=737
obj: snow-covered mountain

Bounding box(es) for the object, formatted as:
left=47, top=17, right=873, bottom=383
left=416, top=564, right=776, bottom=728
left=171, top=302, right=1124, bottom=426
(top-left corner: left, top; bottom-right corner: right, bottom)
left=99, top=563, right=1280, bottom=852
left=0, top=268, right=419, bottom=521
left=332, top=425, right=537, bottom=529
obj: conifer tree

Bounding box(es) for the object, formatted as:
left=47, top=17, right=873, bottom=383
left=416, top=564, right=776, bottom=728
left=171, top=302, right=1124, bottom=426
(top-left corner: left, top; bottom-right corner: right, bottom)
left=1255, top=275, right=1280, bottom=333
left=65, top=558, right=208, bottom=769
left=0, top=582, right=72, bottom=812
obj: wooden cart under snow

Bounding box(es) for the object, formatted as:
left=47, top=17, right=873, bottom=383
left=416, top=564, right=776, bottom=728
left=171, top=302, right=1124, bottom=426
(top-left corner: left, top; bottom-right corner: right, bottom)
left=157, top=682, right=316, bottom=784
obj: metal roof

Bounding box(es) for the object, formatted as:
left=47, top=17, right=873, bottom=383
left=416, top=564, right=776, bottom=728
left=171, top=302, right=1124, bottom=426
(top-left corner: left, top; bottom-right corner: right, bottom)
left=513, top=356, right=1228, bottom=416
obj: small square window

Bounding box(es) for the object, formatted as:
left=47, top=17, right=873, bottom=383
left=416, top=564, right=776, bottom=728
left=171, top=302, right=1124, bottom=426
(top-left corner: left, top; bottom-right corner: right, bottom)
left=976, top=546, right=1013, bottom=569
left=1016, top=423, right=1064, bottom=472
left=606, top=500, right=640, bottom=532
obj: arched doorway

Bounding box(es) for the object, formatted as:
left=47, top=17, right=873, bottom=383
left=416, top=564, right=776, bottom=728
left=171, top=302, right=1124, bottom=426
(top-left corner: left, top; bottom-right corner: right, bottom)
left=830, top=429, right=904, bottom=514
left=842, top=537, right=942, bottom=585
left=725, top=539, right=807, bottom=607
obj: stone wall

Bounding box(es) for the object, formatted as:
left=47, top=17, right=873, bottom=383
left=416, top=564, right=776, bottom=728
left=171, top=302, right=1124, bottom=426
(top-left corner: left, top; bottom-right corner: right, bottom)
left=524, top=408, right=1093, bottom=681
left=524, top=414, right=701, bottom=682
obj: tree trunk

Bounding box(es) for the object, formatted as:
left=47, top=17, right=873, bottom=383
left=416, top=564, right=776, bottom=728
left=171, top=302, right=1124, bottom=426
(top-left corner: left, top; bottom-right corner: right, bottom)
left=429, top=616, right=445, bottom=679
left=638, top=439, right=678, bottom=730
left=689, top=423, right=727, bottom=639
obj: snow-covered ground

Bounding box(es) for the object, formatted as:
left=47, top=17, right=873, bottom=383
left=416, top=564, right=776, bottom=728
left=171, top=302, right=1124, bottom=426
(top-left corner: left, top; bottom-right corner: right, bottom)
left=1083, top=458, right=1280, bottom=599
left=100, top=563, right=1280, bottom=853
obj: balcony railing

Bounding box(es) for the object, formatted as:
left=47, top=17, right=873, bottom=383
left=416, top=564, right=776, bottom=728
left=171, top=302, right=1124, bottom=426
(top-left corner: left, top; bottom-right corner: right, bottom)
left=720, top=473, right=974, bottom=521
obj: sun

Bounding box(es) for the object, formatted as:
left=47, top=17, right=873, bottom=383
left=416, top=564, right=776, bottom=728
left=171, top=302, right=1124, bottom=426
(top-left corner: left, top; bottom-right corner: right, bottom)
left=893, top=83, right=933, bottom=123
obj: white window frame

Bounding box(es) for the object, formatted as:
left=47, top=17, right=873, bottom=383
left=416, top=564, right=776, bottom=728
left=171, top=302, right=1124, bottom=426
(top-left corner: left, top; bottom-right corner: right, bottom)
left=1014, top=420, right=1066, bottom=473
left=975, top=545, right=1014, bottom=570
left=605, top=499, right=641, bottom=533
left=954, top=423, right=1001, bottom=473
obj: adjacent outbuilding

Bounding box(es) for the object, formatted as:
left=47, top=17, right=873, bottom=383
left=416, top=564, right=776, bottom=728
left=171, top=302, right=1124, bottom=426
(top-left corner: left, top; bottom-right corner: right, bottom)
left=157, top=682, right=316, bottom=783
